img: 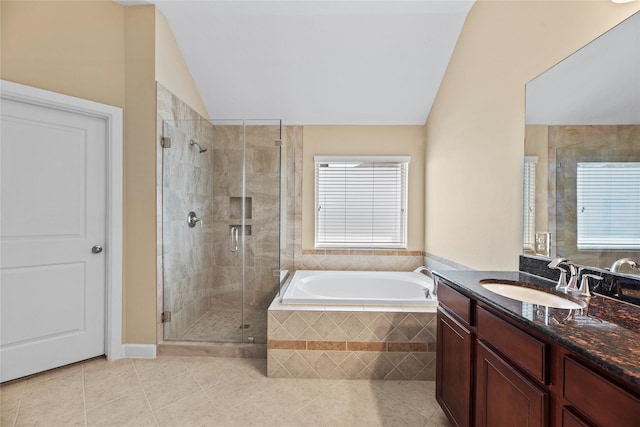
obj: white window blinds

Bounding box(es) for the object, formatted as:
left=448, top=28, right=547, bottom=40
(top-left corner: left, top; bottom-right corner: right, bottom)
left=577, top=162, right=640, bottom=250
left=523, top=157, right=537, bottom=251
left=315, top=156, right=409, bottom=248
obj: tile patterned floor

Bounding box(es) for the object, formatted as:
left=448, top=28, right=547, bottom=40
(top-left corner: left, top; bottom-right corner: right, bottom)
left=177, top=308, right=267, bottom=343
left=0, top=356, right=451, bottom=427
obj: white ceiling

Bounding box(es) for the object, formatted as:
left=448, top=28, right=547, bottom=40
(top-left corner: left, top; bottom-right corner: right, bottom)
left=143, top=1, right=474, bottom=125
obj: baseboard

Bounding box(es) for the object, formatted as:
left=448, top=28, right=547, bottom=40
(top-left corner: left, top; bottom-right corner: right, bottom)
left=122, top=344, right=157, bottom=359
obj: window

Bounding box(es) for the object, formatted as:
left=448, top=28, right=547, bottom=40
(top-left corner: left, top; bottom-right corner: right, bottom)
left=315, top=156, right=409, bottom=248
left=523, top=157, right=537, bottom=251
left=577, top=162, right=640, bottom=250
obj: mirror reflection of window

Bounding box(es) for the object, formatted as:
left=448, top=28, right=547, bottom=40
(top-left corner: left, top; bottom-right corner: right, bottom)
left=577, top=162, right=640, bottom=250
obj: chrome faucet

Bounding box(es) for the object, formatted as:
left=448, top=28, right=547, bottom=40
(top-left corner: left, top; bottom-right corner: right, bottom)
left=578, top=273, right=603, bottom=297
left=413, top=266, right=436, bottom=296
left=547, top=258, right=579, bottom=292
left=610, top=258, right=638, bottom=273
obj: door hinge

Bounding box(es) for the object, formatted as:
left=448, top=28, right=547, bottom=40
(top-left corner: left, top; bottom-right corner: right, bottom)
left=162, top=311, right=172, bottom=323
left=161, top=137, right=172, bottom=148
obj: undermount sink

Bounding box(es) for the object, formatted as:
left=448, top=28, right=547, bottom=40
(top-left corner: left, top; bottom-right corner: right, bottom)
left=480, top=280, right=587, bottom=310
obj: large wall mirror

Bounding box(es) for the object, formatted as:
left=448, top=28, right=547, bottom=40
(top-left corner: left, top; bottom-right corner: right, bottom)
left=524, top=11, right=640, bottom=273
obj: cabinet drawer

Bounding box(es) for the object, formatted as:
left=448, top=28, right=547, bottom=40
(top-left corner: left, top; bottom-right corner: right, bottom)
left=477, top=307, right=548, bottom=383
left=564, top=357, right=640, bottom=427
left=562, top=407, right=589, bottom=427
left=437, top=280, right=472, bottom=325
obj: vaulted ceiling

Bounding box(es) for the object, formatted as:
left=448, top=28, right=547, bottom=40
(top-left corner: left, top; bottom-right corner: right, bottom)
left=143, top=1, right=475, bottom=124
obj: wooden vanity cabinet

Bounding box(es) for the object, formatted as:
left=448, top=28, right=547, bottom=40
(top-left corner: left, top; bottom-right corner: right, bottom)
left=436, top=283, right=474, bottom=427
left=435, top=277, right=640, bottom=427
left=563, top=356, right=640, bottom=426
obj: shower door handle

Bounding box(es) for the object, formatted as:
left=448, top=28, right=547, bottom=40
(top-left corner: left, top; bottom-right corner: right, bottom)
left=230, top=226, right=239, bottom=253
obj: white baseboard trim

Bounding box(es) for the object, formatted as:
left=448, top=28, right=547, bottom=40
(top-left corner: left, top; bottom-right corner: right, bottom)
left=122, top=344, right=157, bottom=359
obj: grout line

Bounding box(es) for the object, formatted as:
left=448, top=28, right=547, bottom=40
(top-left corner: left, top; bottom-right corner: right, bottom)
left=132, top=358, right=160, bottom=426
left=9, top=380, right=26, bottom=427
left=81, top=364, right=88, bottom=426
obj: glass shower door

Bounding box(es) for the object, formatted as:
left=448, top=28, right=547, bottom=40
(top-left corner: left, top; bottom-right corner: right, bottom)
left=162, top=119, right=281, bottom=344
left=241, top=120, right=282, bottom=343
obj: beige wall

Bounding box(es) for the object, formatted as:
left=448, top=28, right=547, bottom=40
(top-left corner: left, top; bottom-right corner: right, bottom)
left=424, top=0, right=640, bottom=270
left=123, top=5, right=157, bottom=344
left=302, top=125, right=425, bottom=252
left=1, top=1, right=125, bottom=107
left=1, top=1, right=208, bottom=345
left=155, top=8, right=209, bottom=119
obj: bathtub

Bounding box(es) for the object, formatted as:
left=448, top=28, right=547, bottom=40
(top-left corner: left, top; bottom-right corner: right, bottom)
left=280, top=270, right=437, bottom=306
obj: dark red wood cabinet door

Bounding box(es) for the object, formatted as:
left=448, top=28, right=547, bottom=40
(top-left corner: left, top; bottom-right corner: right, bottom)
left=436, top=308, right=473, bottom=427
left=475, top=340, right=548, bottom=427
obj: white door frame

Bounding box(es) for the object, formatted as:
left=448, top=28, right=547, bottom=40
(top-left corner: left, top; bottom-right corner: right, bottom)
left=1, top=80, right=123, bottom=361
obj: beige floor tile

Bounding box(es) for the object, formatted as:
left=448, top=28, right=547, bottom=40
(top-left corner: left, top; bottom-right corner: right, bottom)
left=1, top=402, right=19, bottom=427
left=19, top=371, right=84, bottom=410
left=426, top=407, right=453, bottom=427
left=143, top=372, right=201, bottom=411
left=181, top=357, right=247, bottom=388
left=288, top=389, right=378, bottom=427
left=134, top=357, right=188, bottom=388
left=153, top=391, right=217, bottom=427
left=1, top=354, right=445, bottom=427
left=366, top=392, right=430, bottom=426
left=203, top=373, right=269, bottom=411
left=24, top=362, right=83, bottom=385
left=370, top=380, right=439, bottom=418
left=84, top=371, right=145, bottom=410
left=221, top=392, right=297, bottom=427
left=16, top=396, right=85, bottom=427
left=1, top=380, right=26, bottom=409
left=2, top=412, right=17, bottom=427
left=83, top=357, right=136, bottom=386
left=86, top=394, right=156, bottom=427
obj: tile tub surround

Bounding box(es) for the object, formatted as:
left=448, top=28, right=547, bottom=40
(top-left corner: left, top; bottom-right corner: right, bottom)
left=267, top=305, right=437, bottom=380
left=298, top=249, right=425, bottom=272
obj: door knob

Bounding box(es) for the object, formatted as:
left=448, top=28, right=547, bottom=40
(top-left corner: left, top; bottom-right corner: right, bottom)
left=91, top=245, right=103, bottom=254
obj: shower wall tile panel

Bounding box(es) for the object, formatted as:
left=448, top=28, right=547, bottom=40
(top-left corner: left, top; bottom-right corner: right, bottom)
left=157, top=83, right=217, bottom=339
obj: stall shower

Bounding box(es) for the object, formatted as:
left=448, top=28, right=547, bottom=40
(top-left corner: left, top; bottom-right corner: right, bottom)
left=160, top=114, right=285, bottom=345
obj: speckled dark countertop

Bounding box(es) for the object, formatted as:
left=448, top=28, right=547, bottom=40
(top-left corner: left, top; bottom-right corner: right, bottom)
left=432, top=270, right=640, bottom=392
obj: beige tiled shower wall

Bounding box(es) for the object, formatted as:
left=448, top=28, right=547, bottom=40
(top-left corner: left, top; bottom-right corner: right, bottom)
left=267, top=310, right=437, bottom=380
left=549, top=125, right=640, bottom=268
left=157, top=83, right=217, bottom=339
left=210, top=124, right=283, bottom=316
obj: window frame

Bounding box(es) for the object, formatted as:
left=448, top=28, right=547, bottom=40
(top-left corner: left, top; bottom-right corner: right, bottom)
left=314, top=155, right=409, bottom=249
left=576, top=161, right=640, bottom=250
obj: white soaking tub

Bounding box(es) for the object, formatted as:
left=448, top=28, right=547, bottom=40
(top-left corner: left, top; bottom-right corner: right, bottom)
left=280, top=270, right=437, bottom=307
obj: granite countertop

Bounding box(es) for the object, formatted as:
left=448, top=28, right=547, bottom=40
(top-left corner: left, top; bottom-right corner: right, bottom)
left=432, top=270, right=640, bottom=392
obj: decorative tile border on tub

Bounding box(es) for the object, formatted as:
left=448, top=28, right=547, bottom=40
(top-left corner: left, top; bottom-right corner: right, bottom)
left=267, top=310, right=436, bottom=380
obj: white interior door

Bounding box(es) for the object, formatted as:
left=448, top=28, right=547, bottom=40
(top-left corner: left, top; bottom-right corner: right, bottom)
left=1, top=96, right=107, bottom=382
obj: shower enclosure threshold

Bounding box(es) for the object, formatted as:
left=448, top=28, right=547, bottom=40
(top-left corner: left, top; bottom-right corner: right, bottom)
left=158, top=340, right=266, bottom=359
